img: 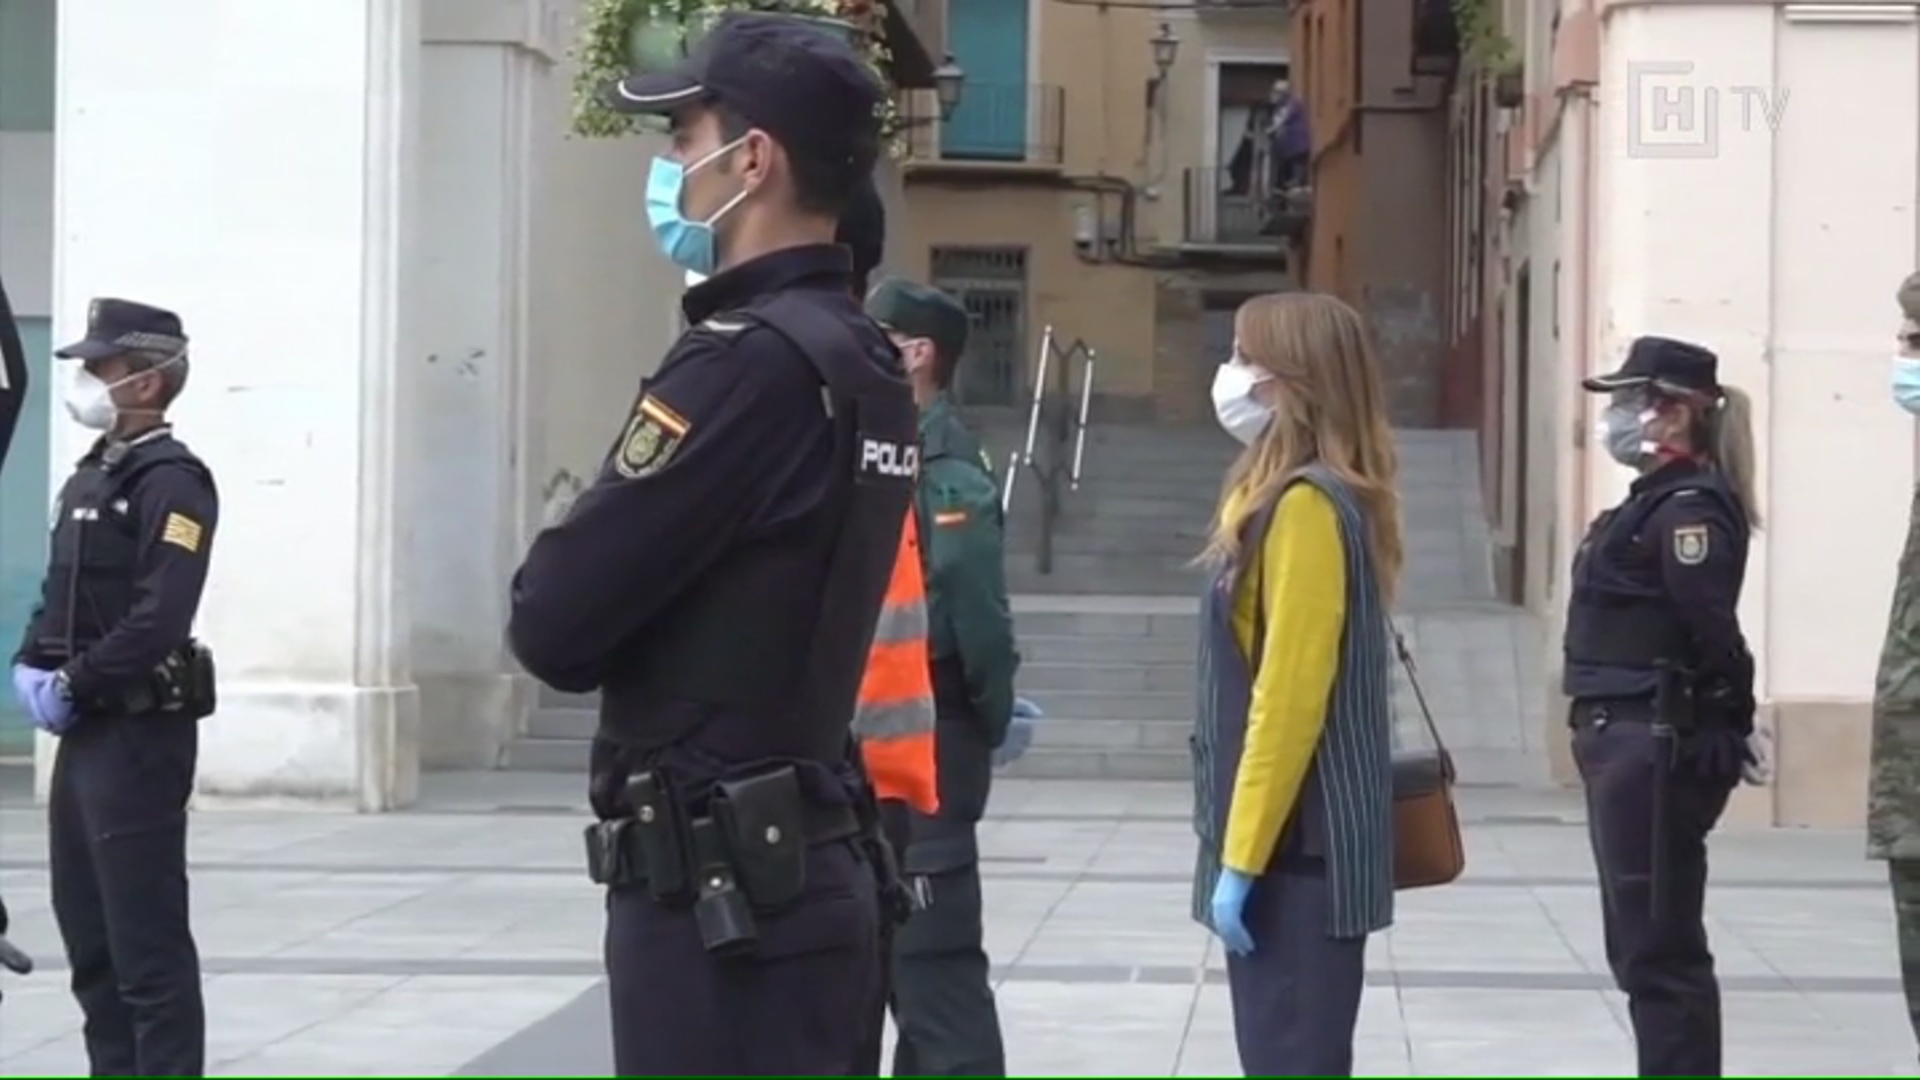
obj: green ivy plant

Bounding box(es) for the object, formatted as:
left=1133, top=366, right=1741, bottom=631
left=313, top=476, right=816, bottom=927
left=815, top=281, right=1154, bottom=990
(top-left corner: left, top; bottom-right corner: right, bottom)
left=569, top=0, right=908, bottom=155
left=1451, top=0, right=1521, bottom=75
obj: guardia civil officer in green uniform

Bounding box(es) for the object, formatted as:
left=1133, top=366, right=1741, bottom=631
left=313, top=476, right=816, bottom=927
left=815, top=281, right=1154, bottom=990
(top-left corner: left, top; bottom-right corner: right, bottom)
left=866, top=278, right=1016, bottom=1077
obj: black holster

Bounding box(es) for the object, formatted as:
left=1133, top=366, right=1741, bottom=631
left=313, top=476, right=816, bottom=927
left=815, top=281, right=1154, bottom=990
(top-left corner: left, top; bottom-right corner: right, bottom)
left=583, top=764, right=843, bottom=957
left=850, top=773, right=917, bottom=926
left=79, top=641, right=216, bottom=719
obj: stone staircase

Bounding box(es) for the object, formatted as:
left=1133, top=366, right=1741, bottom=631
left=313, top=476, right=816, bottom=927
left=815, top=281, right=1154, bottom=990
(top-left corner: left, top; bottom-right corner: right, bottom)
left=997, top=596, right=1196, bottom=780
left=982, top=422, right=1239, bottom=597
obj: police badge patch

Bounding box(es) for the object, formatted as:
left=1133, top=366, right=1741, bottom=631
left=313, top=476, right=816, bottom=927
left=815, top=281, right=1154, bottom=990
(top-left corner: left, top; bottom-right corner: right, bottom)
left=613, top=394, right=690, bottom=479
left=1672, top=524, right=1710, bottom=566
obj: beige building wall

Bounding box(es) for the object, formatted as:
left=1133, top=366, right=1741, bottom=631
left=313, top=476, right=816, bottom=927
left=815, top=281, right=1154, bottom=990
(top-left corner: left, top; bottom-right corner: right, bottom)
left=897, top=187, right=1159, bottom=402
left=899, top=5, right=1290, bottom=417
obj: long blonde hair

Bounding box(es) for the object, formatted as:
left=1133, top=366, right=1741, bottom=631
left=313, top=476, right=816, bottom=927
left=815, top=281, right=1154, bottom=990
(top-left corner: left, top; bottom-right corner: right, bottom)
left=1709, top=385, right=1763, bottom=530
left=1201, top=293, right=1405, bottom=605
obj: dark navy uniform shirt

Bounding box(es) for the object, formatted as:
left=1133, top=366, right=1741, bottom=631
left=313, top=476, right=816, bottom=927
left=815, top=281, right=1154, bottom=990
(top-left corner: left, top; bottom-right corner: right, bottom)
left=508, top=245, right=876, bottom=692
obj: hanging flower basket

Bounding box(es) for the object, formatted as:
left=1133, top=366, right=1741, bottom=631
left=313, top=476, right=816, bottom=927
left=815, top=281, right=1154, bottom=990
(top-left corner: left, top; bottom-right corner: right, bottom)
left=570, top=0, right=906, bottom=156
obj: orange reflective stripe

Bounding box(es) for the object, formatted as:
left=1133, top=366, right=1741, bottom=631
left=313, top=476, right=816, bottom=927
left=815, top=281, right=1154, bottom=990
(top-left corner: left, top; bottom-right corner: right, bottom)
left=862, top=640, right=932, bottom=704
left=854, top=510, right=938, bottom=814
left=861, top=732, right=939, bottom=814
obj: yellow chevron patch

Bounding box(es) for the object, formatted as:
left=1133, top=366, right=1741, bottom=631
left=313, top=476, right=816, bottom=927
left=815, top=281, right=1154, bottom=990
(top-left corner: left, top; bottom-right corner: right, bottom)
left=160, top=512, right=204, bottom=554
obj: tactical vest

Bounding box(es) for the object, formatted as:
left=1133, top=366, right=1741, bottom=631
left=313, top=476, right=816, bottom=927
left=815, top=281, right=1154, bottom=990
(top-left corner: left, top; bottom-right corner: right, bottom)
left=25, top=434, right=209, bottom=664
left=1562, top=468, right=1744, bottom=673
left=597, top=293, right=918, bottom=771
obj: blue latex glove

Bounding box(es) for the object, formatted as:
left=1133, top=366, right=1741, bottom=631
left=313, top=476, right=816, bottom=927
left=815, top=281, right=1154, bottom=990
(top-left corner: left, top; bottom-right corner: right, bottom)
left=11, top=666, right=73, bottom=736
left=1210, top=868, right=1257, bottom=956
left=9, top=665, right=37, bottom=713
left=995, top=696, right=1043, bottom=768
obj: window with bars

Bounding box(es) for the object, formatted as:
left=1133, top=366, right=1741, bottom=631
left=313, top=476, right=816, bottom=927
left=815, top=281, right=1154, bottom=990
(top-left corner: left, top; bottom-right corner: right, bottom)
left=928, top=246, right=1028, bottom=407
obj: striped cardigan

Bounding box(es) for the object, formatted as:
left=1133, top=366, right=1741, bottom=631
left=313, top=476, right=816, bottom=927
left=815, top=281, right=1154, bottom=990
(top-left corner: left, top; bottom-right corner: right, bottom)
left=1190, top=465, right=1395, bottom=939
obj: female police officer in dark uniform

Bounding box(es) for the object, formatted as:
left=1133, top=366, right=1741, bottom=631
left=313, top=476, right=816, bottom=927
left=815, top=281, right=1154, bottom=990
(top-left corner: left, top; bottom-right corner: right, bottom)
left=1566, top=336, right=1765, bottom=1078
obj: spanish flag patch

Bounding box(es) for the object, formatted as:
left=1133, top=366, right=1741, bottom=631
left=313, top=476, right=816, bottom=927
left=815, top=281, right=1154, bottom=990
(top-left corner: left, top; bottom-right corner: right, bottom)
left=637, top=394, right=691, bottom=439
left=160, top=513, right=204, bottom=554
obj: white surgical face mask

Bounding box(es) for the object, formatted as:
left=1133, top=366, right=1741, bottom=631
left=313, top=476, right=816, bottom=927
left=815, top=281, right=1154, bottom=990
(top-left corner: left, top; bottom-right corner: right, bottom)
left=1594, top=402, right=1659, bottom=468
left=1211, top=355, right=1274, bottom=445
left=63, top=351, right=184, bottom=433
left=65, top=369, right=118, bottom=431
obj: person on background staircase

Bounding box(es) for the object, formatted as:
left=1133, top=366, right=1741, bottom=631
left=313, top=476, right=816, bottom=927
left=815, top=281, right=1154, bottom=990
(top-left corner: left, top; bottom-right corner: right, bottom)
left=867, top=276, right=1019, bottom=1076
left=1191, top=292, right=1401, bottom=1078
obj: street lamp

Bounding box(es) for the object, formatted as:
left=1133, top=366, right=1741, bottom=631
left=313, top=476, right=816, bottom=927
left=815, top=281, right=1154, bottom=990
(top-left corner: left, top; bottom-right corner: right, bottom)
left=933, top=55, right=966, bottom=121
left=1150, top=23, right=1180, bottom=80
left=1145, top=23, right=1180, bottom=107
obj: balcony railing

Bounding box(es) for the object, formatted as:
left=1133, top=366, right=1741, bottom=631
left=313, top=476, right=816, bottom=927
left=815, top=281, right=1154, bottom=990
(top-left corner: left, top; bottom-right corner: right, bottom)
left=1180, top=165, right=1308, bottom=248
left=900, top=82, right=1066, bottom=166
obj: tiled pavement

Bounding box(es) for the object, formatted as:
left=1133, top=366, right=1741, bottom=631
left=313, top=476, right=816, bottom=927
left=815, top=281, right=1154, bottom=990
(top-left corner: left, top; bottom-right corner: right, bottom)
left=0, top=771, right=1916, bottom=1077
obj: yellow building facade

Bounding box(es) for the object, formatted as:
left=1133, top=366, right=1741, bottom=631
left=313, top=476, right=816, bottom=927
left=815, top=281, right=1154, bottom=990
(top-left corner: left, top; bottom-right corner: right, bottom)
left=895, top=3, right=1294, bottom=423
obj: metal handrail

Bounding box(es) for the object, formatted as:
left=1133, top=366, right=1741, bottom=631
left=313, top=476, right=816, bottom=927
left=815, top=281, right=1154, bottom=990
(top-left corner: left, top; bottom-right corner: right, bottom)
left=1003, top=326, right=1095, bottom=575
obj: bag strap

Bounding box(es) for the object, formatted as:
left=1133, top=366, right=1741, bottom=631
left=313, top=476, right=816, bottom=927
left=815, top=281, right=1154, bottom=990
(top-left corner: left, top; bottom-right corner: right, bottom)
left=1390, top=622, right=1456, bottom=784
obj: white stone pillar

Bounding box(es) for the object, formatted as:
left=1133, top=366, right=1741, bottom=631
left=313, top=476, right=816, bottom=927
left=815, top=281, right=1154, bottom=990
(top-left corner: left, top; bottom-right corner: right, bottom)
left=44, top=0, right=424, bottom=809
left=409, top=0, right=565, bottom=768
left=1592, top=1, right=1919, bottom=825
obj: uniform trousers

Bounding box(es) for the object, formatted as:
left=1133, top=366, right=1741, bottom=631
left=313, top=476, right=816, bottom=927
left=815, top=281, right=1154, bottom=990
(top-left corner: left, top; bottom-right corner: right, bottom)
left=605, top=839, right=880, bottom=1076
left=1573, top=702, right=1733, bottom=1078
left=48, top=714, right=204, bottom=1077
left=1223, top=862, right=1368, bottom=1077
left=1889, top=860, right=1920, bottom=1056
left=889, top=860, right=1006, bottom=1076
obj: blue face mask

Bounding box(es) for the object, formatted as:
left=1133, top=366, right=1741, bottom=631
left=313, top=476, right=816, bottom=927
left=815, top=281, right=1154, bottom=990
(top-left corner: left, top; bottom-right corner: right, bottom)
left=645, top=137, right=751, bottom=277
left=1894, top=355, right=1920, bottom=414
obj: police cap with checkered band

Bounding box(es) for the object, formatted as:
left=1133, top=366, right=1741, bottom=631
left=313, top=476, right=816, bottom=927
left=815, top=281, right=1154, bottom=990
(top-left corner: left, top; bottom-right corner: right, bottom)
left=55, top=298, right=187, bottom=361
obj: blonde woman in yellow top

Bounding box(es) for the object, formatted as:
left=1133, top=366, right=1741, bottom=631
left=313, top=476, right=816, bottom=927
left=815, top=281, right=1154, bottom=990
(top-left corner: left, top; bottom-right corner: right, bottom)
left=1190, top=292, right=1402, bottom=1077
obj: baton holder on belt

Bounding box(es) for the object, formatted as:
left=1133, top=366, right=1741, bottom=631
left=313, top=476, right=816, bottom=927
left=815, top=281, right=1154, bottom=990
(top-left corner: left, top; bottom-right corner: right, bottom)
left=1650, top=662, right=1689, bottom=922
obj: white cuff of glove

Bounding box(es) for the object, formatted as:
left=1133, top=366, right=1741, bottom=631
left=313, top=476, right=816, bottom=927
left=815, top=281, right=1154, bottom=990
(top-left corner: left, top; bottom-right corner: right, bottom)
left=1741, top=728, right=1774, bottom=786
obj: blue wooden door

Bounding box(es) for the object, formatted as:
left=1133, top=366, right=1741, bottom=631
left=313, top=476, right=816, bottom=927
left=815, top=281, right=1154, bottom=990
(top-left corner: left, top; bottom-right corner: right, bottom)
left=941, top=0, right=1030, bottom=161
left=0, top=318, right=50, bottom=752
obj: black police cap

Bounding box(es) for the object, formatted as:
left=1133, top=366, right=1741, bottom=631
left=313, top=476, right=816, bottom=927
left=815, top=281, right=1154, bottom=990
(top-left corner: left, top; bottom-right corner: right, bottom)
left=55, top=298, right=187, bottom=361
left=1582, top=335, right=1720, bottom=399
left=609, top=13, right=881, bottom=176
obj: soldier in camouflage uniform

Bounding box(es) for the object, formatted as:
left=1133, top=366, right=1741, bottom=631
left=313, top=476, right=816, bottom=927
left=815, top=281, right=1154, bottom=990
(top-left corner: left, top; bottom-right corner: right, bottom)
left=1871, top=270, right=1920, bottom=1053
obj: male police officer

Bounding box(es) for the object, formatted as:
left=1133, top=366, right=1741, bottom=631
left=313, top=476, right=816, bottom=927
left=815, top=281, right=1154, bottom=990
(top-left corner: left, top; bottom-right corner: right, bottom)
left=0, top=274, right=31, bottom=1000
left=10, top=298, right=217, bottom=1076
left=504, top=14, right=918, bottom=1076
left=867, top=278, right=1017, bottom=1076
